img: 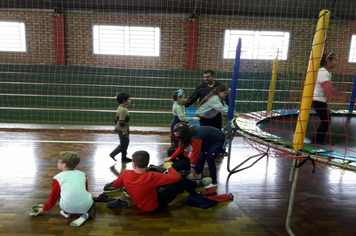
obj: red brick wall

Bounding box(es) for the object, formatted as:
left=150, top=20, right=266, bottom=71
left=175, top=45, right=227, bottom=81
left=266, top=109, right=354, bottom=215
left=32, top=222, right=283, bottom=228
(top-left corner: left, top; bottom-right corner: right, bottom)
left=0, top=10, right=355, bottom=73
left=0, top=11, right=55, bottom=65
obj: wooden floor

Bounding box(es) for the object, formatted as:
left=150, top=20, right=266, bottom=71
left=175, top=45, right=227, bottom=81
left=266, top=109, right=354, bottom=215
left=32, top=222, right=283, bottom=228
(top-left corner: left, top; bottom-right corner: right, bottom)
left=1, top=131, right=356, bottom=236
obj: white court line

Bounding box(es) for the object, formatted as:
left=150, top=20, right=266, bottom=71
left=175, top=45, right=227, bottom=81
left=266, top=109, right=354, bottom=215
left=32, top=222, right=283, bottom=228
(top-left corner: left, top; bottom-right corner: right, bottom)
left=0, top=139, right=248, bottom=147
left=0, top=139, right=170, bottom=145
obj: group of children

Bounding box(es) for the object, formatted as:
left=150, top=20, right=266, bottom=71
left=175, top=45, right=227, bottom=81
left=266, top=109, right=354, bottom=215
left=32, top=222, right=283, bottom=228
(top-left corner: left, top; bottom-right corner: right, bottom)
left=32, top=150, right=212, bottom=226
left=32, top=70, right=236, bottom=227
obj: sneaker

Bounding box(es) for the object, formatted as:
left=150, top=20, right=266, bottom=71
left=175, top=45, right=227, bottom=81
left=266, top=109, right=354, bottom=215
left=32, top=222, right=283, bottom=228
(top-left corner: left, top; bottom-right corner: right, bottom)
left=93, top=194, right=116, bottom=203
left=60, top=210, right=71, bottom=218
left=103, top=182, right=121, bottom=193
left=121, top=157, right=132, bottom=163
left=186, top=173, right=202, bottom=180
left=107, top=199, right=129, bottom=208
left=204, top=183, right=218, bottom=188
left=194, top=177, right=212, bottom=187
left=123, top=188, right=130, bottom=198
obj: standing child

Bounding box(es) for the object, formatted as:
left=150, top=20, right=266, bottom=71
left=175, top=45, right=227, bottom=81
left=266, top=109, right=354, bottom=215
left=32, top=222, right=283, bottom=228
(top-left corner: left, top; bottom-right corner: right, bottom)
left=171, top=89, right=200, bottom=132
left=311, top=52, right=341, bottom=145
left=164, top=123, right=225, bottom=188
left=33, top=152, right=95, bottom=227
left=110, top=92, right=132, bottom=163
left=196, top=84, right=236, bottom=130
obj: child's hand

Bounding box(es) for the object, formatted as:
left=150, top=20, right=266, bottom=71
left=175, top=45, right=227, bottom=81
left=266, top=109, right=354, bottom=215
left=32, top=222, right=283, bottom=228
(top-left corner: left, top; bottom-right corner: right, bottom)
left=190, top=168, right=198, bottom=176
left=163, top=162, right=173, bottom=169
left=34, top=208, right=44, bottom=216
left=192, top=117, right=200, bottom=121
left=164, top=157, right=171, bottom=162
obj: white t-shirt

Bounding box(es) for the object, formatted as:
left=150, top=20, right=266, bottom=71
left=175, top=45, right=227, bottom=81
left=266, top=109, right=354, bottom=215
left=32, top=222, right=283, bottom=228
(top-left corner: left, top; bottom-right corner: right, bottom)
left=43, top=170, right=93, bottom=214
left=313, top=67, right=331, bottom=103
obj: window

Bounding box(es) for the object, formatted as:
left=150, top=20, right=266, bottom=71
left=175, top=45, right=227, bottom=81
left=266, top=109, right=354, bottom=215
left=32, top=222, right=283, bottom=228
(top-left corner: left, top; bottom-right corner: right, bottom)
left=349, top=35, right=356, bottom=63
left=0, top=21, right=27, bottom=52
left=93, top=25, right=160, bottom=57
left=223, top=30, right=290, bottom=60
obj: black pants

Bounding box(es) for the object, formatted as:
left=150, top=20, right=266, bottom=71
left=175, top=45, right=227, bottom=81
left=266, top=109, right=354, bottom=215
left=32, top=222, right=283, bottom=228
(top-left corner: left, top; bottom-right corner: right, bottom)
left=110, top=130, right=130, bottom=159
left=199, top=113, right=222, bottom=130
left=153, top=177, right=197, bottom=212
left=311, top=100, right=331, bottom=144
left=167, top=147, right=191, bottom=171
left=195, top=135, right=224, bottom=184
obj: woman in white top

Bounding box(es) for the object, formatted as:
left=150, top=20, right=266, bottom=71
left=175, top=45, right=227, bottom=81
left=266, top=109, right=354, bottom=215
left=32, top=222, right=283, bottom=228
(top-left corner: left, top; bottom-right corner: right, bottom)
left=311, top=52, right=340, bottom=145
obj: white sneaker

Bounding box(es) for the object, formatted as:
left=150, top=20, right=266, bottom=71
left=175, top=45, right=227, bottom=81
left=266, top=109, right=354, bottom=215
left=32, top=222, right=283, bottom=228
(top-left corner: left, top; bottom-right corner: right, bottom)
left=60, top=210, right=71, bottom=218
left=204, top=183, right=218, bottom=188
left=186, top=173, right=201, bottom=180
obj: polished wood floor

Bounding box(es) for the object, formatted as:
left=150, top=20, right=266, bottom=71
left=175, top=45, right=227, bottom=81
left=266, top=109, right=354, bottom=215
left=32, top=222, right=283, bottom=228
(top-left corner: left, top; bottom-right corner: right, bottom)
left=1, top=131, right=356, bottom=236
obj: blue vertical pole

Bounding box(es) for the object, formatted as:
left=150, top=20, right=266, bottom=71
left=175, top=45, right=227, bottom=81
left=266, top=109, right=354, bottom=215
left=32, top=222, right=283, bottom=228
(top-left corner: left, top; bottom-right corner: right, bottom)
left=228, top=38, right=242, bottom=119
left=348, top=73, right=356, bottom=113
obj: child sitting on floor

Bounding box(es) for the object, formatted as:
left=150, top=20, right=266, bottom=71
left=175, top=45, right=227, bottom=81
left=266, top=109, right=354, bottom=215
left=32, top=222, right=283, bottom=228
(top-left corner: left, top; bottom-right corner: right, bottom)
left=106, top=150, right=211, bottom=212
left=33, top=152, right=95, bottom=227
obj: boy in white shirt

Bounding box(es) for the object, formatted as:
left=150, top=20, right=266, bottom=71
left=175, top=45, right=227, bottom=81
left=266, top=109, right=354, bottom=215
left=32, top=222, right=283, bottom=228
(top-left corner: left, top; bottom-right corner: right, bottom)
left=33, top=152, right=95, bottom=227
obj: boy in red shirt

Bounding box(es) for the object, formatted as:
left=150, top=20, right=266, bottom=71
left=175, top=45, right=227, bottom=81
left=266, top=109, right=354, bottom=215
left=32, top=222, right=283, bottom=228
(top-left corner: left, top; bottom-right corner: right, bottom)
left=107, top=150, right=211, bottom=212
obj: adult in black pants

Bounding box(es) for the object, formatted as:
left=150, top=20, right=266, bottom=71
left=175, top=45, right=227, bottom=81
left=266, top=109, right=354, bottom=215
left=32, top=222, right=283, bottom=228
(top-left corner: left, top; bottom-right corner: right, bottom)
left=311, top=52, right=340, bottom=145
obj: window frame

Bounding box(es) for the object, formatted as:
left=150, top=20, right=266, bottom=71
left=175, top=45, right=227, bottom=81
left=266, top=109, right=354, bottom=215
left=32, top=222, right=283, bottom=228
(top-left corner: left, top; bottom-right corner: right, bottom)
left=91, top=24, right=161, bottom=58
left=0, top=21, right=27, bottom=53
left=348, top=35, right=356, bottom=63
left=222, top=29, right=290, bottom=61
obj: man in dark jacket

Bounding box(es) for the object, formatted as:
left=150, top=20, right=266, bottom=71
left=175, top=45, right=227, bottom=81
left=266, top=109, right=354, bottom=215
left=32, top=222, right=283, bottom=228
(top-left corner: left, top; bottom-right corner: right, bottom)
left=184, top=70, right=228, bottom=129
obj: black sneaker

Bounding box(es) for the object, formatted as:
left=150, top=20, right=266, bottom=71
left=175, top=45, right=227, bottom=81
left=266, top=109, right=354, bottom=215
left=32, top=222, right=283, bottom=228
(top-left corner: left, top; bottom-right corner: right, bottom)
left=93, top=194, right=116, bottom=203
left=107, top=199, right=129, bottom=208
left=103, top=182, right=121, bottom=193
left=121, top=157, right=132, bottom=163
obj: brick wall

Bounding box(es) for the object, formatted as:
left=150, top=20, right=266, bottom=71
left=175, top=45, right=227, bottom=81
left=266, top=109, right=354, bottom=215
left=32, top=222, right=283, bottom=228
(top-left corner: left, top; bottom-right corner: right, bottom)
left=0, top=11, right=55, bottom=65
left=0, top=10, right=355, bottom=73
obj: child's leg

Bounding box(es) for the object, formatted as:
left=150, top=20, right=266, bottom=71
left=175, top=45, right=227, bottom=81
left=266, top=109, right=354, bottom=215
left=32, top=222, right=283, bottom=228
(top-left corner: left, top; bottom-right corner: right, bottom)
left=120, top=132, right=130, bottom=160
left=195, top=153, right=207, bottom=175
left=171, top=157, right=190, bottom=171
left=206, top=140, right=224, bottom=184
left=69, top=213, right=89, bottom=227
left=154, top=177, right=197, bottom=212
left=206, top=153, right=217, bottom=184
left=87, top=202, right=96, bottom=220
left=110, top=130, right=122, bottom=161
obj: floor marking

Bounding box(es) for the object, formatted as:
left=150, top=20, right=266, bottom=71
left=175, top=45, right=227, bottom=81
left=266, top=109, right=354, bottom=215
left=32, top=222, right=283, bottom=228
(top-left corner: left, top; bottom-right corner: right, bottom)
left=0, top=139, right=171, bottom=145
left=0, top=139, right=248, bottom=147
